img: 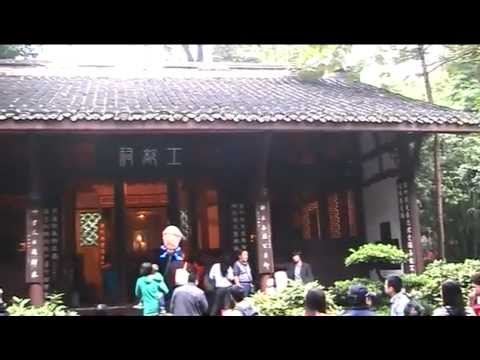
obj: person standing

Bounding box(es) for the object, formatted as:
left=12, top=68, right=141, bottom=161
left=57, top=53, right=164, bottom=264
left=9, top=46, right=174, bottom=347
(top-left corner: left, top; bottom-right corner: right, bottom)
left=135, top=262, right=169, bottom=316
left=342, top=284, right=376, bottom=316
left=286, top=251, right=314, bottom=284
left=151, top=264, right=168, bottom=314
left=222, top=285, right=258, bottom=316
left=170, top=266, right=209, bottom=316
left=233, top=249, right=254, bottom=297
left=209, top=254, right=234, bottom=316
left=433, top=280, right=476, bottom=316
left=304, top=288, right=329, bottom=316
left=468, top=272, right=480, bottom=315
left=384, top=275, right=410, bottom=316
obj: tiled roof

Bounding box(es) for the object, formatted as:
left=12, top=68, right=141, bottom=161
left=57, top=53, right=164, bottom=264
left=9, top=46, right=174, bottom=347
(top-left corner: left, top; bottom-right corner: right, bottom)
left=0, top=68, right=478, bottom=129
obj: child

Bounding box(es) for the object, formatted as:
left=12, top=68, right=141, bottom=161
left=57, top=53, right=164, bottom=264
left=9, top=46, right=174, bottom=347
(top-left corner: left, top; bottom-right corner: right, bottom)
left=134, top=262, right=169, bottom=316
left=152, top=264, right=168, bottom=314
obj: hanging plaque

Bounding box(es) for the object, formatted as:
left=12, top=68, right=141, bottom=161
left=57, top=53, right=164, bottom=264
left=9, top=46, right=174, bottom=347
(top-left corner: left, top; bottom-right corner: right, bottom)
left=26, top=209, right=44, bottom=283
left=255, top=201, right=274, bottom=274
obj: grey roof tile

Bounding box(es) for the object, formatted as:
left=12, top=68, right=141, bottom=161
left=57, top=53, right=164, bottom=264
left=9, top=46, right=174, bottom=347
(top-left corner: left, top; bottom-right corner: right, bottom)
left=0, top=73, right=477, bottom=127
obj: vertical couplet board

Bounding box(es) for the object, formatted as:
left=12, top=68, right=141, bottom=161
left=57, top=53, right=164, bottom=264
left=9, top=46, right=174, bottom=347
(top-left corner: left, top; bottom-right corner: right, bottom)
left=26, top=209, right=44, bottom=284
left=255, top=201, right=274, bottom=274
left=397, top=179, right=416, bottom=273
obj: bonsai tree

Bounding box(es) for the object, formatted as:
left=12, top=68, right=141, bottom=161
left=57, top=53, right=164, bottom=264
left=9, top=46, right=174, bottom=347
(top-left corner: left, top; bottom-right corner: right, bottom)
left=345, top=243, right=408, bottom=281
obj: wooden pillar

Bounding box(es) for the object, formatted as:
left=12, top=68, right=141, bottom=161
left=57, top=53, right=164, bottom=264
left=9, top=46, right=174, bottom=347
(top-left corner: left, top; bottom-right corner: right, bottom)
left=113, top=180, right=127, bottom=303
left=253, top=133, right=274, bottom=292
left=398, top=135, right=425, bottom=274
left=60, top=181, right=75, bottom=303
left=408, top=178, right=424, bottom=273
left=26, top=135, right=44, bottom=306
left=167, top=178, right=180, bottom=226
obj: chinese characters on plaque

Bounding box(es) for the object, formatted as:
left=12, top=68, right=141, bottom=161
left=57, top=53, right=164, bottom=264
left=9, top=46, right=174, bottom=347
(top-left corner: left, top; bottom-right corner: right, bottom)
left=42, top=208, right=60, bottom=293
left=99, top=221, right=106, bottom=267
left=119, top=147, right=183, bottom=168
left=397, top=180, right=416, bottom=272
left=230, top=204, right=248, bottom=252
left=26, top=209, right=43, bottom=283
left=256, top=202, right=274, bottom=274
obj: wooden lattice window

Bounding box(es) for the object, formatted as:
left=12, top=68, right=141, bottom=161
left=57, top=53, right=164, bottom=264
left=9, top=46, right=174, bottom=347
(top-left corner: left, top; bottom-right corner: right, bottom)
left=327, top=193, right=342, bottom=239
left=327, top=189, right=359, bottom=239
left=346, top=190, right=358, bottom=237
left=302, top=201, right=321, bottom=240
left=80, top=212, right=102, bottom=246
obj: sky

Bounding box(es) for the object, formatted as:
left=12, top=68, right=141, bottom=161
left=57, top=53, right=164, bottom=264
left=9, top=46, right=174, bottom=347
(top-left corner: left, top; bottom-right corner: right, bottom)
left=32, top=45, right=445, bottom=86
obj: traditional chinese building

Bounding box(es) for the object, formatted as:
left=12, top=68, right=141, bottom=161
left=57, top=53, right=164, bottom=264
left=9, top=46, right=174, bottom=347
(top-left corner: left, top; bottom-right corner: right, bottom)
left=0, top=62, right=478, bottom=306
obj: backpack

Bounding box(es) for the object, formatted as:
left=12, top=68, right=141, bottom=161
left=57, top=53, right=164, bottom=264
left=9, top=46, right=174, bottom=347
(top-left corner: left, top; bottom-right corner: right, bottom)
left=234, top=301, right=259, bottom=316
left=403, top=294, right=425, bottom=316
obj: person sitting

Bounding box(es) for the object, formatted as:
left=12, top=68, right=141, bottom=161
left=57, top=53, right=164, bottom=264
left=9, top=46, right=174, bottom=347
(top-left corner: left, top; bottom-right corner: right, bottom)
left=286, top=251, right=314, bottom=284
left=433, top=280, right=475, bottom=316
left=304, top=288, right=329, bottom=316
left=342, top=284, right=376, bottom=316
left=222, top=285, right=258, bottom=316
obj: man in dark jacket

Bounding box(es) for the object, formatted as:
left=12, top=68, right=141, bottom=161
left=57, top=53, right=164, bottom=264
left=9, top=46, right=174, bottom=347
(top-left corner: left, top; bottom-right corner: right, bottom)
left=286, top=251, right=314, bottom=284
left=170, top=267, right=208, bottom=316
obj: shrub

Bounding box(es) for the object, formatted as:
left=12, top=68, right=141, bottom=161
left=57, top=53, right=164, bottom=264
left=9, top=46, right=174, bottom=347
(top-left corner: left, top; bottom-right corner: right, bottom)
left=345, top=243, right=408, bottom=267
left=328, top=277, right=385, bottom=308
left=401, top=259, right=480, bottom=313
left=250, top=280, right=338, bottom=316
left=7, top=293, right=78, bottom=316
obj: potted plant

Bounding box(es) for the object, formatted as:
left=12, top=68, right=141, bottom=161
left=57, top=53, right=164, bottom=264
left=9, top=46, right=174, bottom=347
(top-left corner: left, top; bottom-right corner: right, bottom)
left=345, top=243, right=408, bottom=281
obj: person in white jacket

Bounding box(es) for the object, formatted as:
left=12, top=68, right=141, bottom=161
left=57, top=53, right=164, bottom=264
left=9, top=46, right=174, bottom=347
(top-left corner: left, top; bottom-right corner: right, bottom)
left=208, top=254, right=234, bottom=316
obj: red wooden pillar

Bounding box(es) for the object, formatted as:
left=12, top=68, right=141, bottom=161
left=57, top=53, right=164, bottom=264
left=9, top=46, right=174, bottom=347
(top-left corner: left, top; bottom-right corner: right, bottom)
left=254, top=134, right=274, bottom=292
left=398, top=136, right=424, bottom=274
left=26, top=135, right=44, bottom=306
left=113, top=180, right=127, bottom=303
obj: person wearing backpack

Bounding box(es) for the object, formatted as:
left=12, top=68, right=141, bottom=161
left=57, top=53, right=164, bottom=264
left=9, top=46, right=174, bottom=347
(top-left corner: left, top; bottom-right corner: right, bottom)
left=433, top=280, right=476, bottom=316
left=208, top=254, right=234, bottom=316
left=222, top=285, right=258, bottom=316
left=385, top=275, right=410, bottom=316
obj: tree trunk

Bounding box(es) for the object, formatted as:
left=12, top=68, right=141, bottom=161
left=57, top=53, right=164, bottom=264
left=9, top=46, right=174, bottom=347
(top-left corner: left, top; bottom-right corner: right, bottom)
left=418, top=45, right=446, bottom=260
left=196, top=45, right=204, bottom=62
left=182, top=45, right=194, bottom=62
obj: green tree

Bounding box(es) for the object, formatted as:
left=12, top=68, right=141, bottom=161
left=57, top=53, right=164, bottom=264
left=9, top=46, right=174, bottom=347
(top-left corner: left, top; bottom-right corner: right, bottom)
left=0, top=45, right=37, bottom=59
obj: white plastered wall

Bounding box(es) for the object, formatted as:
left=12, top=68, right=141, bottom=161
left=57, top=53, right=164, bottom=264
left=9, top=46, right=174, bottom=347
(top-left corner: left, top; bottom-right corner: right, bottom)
left=359, top=133, right=403, bottom=278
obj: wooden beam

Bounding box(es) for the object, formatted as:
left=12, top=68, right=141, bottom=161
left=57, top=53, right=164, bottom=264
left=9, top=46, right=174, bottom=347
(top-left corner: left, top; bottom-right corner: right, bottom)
left=361, top=168, right=400, bottom=187
left=0, top=120, right=479, bottom=133
left=360, top=142, right=398, bottom=162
